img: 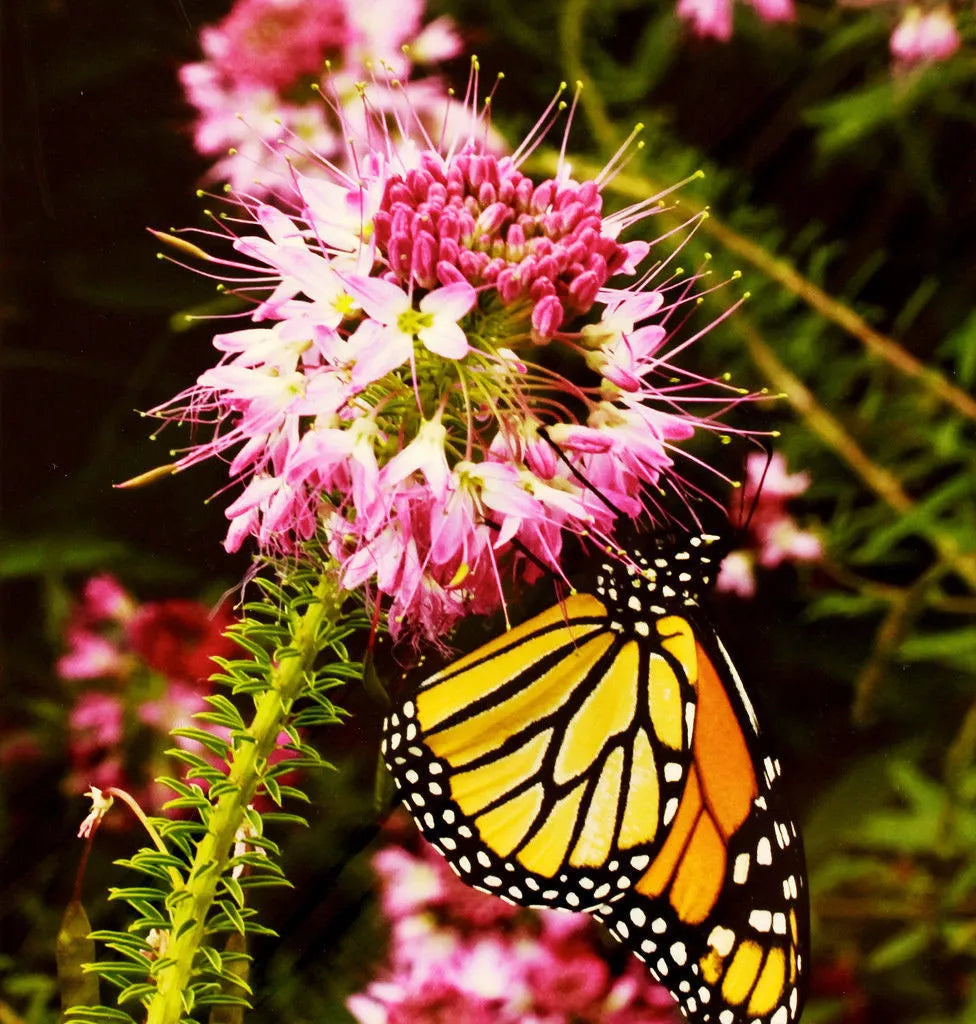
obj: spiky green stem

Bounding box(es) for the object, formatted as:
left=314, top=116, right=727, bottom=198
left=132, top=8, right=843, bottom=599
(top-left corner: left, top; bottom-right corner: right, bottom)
left=145, top=575, right=340, bottom=1024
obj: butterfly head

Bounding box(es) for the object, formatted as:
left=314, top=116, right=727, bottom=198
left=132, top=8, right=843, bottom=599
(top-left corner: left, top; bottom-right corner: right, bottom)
left=588, top=530, right=728, bottom=628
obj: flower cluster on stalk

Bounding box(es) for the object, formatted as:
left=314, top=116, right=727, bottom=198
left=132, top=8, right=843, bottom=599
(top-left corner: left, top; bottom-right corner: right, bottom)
left=180, top=0, right=469, bottom=193
left=716, top=452, right=822, bottom=598
left=347, top=825, right=679, bottom=1024
left=154, top=72, right=755, bottom=645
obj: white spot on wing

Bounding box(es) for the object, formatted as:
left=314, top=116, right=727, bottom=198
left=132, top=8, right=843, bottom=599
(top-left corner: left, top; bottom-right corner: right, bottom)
left=707, top=925, right=735, bottom=957
left=749, top=909, right=772, bottom=932
left=757, top=836, right=773, bottom=865
left=733, top=853, right=750, bottom=884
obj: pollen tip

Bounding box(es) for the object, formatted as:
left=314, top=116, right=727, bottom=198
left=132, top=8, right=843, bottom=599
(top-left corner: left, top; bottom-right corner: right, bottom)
left=310, top=82, right=321, bottom=92
left=720, top=436, right=732, bottom=445
left=704, top=251, right=712, bottom=260
left=732, top=270, right=742, bottom=280
left=771, top=429, right=782, bottom=438
left=195, top=189, right=205, bottom=198
left=695, top=169, right=706, bottom=179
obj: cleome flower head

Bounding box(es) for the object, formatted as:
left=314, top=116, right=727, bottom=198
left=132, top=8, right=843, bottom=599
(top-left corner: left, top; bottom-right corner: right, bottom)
left=151, top=68, right=758, bottom=645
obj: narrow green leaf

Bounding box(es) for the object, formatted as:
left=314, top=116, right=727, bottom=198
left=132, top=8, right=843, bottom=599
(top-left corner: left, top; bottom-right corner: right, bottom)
left=57, top=899, right=100, bottom=1011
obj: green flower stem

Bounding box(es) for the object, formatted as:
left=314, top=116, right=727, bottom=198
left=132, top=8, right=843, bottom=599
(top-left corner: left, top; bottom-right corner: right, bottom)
left=145, top=574, right=340, bottom=1024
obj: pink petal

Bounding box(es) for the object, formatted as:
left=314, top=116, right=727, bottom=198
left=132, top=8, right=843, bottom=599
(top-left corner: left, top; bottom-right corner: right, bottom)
left=349, top=321, right=411, bottom=388
left=419, top=319, right=469, bottom=359
left=420, top=281, right=477, bottom=321
left=342, top=275, right=409, bottom=324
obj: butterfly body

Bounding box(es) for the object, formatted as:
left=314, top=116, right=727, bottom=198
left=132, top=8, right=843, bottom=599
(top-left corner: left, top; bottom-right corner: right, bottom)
left=382, top=531, right=808, bottom=1024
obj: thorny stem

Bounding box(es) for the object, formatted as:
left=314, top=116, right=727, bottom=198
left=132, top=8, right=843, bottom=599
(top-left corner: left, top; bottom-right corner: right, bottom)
left=145, top=575, right=341, bottom=1024
left=557, top=0, right=976, bottom=425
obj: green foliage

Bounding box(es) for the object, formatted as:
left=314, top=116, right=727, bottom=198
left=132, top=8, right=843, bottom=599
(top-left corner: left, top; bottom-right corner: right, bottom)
left=811, top=751, right=976, bottom=1017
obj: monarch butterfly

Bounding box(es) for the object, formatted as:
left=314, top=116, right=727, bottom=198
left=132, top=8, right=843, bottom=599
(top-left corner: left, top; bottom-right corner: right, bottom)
left=382, top=528, right=808, bottom=1024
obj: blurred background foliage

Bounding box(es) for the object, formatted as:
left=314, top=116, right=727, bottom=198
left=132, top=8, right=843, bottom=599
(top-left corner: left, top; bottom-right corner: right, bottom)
left=3, top=0, right=976, bottom=1021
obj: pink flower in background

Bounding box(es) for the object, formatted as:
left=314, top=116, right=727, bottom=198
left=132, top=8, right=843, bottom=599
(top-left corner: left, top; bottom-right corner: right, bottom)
left=676, top=0, right=794, bottom=40
left=677, top=0, right=734, bottom=39
left=747, top=0, right=796, bottom=24
left=716, top=452, right=822, bottom=596
left=347, top=831, right=678, bottom=1024
left=58, top=576, right=243, bottom=813
left=180, top=0, right=465, bottom=193
left=890, top=6, right=961, bottom=65
left=154, top=74, right=758, bottom=645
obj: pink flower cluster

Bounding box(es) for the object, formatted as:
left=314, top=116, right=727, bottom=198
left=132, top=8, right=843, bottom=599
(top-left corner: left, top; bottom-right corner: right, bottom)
left=676, top=0, right=795, bottom=42
left=155, top=78, right=755, bottom=645
left=180, top=0, right=464, bottom=193
left=676, top=0, right=966, bottom=68
left=716, top=452, right=822, bottom=598
left=890, top=6, right=961, bottom=66
left=347, top=830, right=678, bottom=1024
left=58, top=575, right=245, bottom=813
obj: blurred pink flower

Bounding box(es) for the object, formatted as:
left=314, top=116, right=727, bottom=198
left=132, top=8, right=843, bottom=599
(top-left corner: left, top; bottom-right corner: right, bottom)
left=180, top=0, right=465, bottom=194
left=676, top=0, right=794, bottom=40
left=677, top=0, right=734, bottom=39
left=717, top=452, right=821, bottom=596
left=81, top=574, right=137, bottom=621
left=349, top=831, right=678, bottom=1024
left=890, top=6, right=961, bottom=65
left=58, top=628, right=130, bottom=681
left=57, top=577, right=248, bottom=815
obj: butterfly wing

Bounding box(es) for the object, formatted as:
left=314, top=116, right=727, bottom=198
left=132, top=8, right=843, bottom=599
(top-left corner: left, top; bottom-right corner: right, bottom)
left=595, top=628, right=808, bottom=1024
left=382, top=582, right=700, bottom=912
